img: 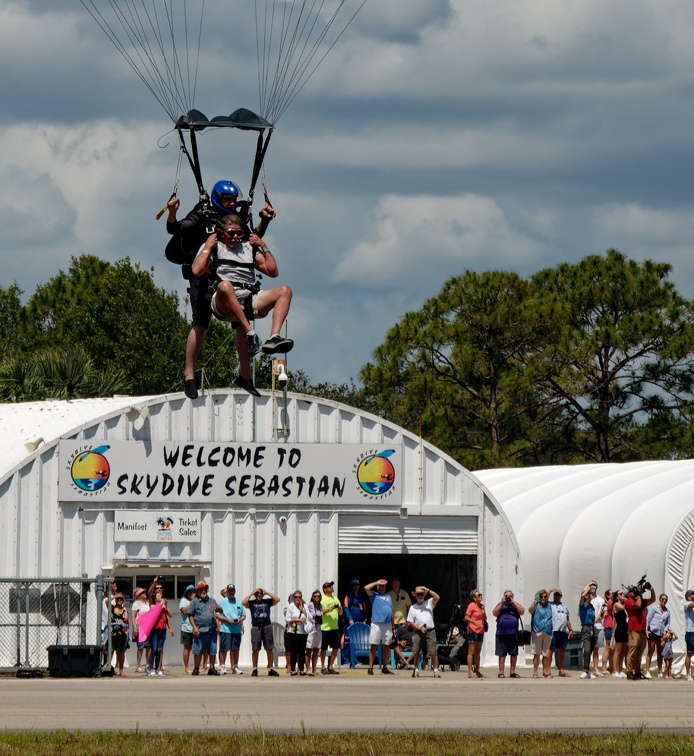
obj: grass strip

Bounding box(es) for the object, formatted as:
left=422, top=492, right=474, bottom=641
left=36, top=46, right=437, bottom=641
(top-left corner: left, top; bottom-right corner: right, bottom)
left=0, top=731, right=694, bottom=755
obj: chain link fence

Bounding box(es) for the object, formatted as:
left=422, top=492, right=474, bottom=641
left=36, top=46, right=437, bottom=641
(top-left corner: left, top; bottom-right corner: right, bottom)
left=0, top=577, right=101, bottom=673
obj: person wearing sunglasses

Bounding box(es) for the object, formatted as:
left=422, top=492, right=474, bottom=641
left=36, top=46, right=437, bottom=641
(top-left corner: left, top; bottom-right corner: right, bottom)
left=165, top=180, right=275, bottom=400
left=192, top=215, right=293, bottom=397
left=406, top=585, right=441, bottom=678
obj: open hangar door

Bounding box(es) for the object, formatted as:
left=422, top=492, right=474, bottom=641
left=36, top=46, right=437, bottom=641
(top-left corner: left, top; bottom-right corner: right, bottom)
left=338, top=515, right=478, bottom=632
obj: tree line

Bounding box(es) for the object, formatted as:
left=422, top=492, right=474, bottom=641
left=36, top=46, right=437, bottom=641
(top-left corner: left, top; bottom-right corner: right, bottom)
left=3, top=250, right=693, bottom=467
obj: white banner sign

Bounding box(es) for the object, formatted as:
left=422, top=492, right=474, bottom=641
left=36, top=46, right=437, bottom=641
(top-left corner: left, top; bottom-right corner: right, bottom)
left=59, top=441, right=402, bottom=505
left=115, top=511, right=201, bottom=542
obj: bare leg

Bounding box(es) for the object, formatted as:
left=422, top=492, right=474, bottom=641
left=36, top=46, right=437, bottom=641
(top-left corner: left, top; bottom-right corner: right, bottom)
left=184, top=325, right=206, bottom=381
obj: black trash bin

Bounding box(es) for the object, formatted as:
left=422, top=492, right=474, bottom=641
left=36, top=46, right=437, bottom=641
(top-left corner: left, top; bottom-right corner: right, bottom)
left=47, top=645, right=102, bottom=677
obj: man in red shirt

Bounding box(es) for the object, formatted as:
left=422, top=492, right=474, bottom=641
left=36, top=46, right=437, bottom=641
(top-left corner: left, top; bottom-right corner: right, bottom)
left=624, top=584, right=655, bottom=679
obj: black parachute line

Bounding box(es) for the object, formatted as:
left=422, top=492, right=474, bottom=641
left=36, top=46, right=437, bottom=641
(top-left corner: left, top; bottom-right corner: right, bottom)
left=79, top=0, right=205, bottom=123
left=254, top=0, right=368, bottom=125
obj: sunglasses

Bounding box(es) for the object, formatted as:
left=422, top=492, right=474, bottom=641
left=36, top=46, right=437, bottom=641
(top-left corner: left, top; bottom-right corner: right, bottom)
left=220, top=228, right=243, bottom=237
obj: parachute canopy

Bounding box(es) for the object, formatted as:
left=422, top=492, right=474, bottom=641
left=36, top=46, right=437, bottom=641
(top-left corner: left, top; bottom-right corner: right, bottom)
left=175, top=109, right=273, bottom=132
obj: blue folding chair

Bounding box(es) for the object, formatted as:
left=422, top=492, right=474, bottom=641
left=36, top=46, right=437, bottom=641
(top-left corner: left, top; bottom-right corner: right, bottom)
left=346, top=622, right=382, bottom=668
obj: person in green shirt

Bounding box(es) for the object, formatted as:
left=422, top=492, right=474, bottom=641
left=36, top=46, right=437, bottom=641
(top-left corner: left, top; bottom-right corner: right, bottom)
left=320, top=581, right=343, bottom=674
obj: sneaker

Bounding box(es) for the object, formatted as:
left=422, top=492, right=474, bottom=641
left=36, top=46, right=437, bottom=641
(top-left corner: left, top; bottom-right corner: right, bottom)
left=381, top=667, right=394, bottom=675
left=367, top=668, right=373, bottom=675
left=327, top=668, right=339, bottom=675
left=207, top=668, right=219, bottom=676
left=433, top=668, right=442, bottom=678
left=580, top=671, right=590, bottom=679
left=261, top=334, right=294, bottom=355
left=184, top=378, right=198, bottom=399
left=251, top=668, right=258, bottom=677
left=235, top=375, right=261, bottom=397
left=412, top=668, right=419, bottom=678
left=220, top=667, right=227, bottom=675
left=147, top=669, right=156, bottom=677
left=268, top=668, right=280, bottom=677
left=246, top=332, right=261, bottom=357
left=156, top=670, right=165, bottom=677
left=233, top=666, right=242, bottom=675
left=191, top=668, right=199, bottom=676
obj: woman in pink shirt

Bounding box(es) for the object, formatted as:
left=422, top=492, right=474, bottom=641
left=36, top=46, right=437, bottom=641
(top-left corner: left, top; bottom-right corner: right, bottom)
left=464, top=590, right=487, bottom=678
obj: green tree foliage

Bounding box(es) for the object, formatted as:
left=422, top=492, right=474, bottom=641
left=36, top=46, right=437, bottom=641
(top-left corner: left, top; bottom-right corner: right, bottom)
left=0, top=347, right=131, bottom=402
left=21, top=256, right=189, bottom=395
left=361, top=251, right=694, bottom=467
left=361, top=270, right=558, bottom=468
left=528, top=250, right=694, bottom=462
left=0, top=283, right=22, bottom=357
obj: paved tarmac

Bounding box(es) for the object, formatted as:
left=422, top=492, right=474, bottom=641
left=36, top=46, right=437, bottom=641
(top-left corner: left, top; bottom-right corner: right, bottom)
left=2, top=667, right=694, bottom=733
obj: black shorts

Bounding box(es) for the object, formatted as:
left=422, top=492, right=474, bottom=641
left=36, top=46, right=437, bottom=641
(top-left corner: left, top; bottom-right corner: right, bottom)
left=321, top=629, right=341, bottom=651
left=189, top=276, right=212, bottom=328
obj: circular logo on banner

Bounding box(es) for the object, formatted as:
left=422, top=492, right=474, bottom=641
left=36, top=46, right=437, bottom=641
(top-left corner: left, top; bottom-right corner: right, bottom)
left=356, top=451, right=396, bottom=496
left=70, top=446, right=111, bottom=492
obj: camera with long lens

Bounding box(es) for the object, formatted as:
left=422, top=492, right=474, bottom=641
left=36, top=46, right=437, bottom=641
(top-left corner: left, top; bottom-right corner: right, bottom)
left=629, top=574, right=652, bottom=597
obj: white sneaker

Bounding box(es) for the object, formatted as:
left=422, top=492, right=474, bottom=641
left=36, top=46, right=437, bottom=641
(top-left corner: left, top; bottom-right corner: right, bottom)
left=433, top=667, right=442, bottom=678
left=146, top=669, right=155, bottom=677
left=233, top=666, right=243, bottom=675
left=580, top=671, right=591, bottom=679
left=657, top=671, right=664, bottom=679
left=412, top=668, right=419, bottom=678
left=220, top=667, right=227, bottom=675
left=156, top=670, right=165, bottom=677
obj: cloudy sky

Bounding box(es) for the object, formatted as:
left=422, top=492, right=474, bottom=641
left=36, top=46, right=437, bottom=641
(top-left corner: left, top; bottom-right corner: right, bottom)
left=3, top=0, right=694, bottom=385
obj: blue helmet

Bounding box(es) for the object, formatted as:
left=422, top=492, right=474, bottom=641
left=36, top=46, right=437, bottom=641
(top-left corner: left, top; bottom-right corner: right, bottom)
left=210, top=180, right=243, bottom=214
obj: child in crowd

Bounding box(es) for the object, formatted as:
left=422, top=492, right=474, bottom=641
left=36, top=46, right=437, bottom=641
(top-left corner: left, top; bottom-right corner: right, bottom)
left=661, top=629, right=677, bottom=679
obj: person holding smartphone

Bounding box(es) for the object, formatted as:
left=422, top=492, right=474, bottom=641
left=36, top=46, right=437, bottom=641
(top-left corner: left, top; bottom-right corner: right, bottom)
left=492, top=590, right=525, bottom=678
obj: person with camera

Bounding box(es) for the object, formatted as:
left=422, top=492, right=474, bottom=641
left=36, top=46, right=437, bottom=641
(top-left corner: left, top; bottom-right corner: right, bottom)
left=319, top=581, right=343, bottom=674
left=645, top=593, right=670, bottom=678
left=611, top=588, right=629, bottom=678
left=624, top=578, right=655, bottom=680
left=492, top=590, right=525, bottom=678
left=578, top=581, right=599, bottom=679
left=242, top=586, right=281, bottom=677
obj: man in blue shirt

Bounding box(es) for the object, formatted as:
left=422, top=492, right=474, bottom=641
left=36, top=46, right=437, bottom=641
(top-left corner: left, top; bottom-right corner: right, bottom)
left=218, top=584, right=246, bottom=675
left=364, top=579, right=394, bottom=675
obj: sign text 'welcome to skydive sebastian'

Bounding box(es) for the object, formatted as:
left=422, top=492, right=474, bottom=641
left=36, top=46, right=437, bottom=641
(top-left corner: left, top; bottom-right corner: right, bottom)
left=59, top=441, right=402, bottom=505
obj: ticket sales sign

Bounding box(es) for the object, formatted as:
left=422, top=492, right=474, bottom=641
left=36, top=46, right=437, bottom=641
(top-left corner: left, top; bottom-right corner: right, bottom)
left=115, top=511, right=201, bottom=543
left=59, top=441, right=402, bottom=506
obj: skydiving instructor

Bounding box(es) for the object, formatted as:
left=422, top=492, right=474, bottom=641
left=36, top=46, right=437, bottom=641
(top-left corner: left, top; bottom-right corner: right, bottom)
left=166, top=180, right=276, bottom=399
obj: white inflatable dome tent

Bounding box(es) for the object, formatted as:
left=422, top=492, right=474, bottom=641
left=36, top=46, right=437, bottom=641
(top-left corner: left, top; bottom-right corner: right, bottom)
left=476, top=460, right=694, bottom=669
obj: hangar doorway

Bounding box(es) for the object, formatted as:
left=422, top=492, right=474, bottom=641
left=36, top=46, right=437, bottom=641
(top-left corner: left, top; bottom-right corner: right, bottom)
left=338, top=515, right=478, bottom=631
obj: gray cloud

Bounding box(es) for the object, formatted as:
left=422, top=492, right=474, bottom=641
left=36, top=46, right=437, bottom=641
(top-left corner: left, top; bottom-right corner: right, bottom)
left=3, top=0, right=694, bottom=384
